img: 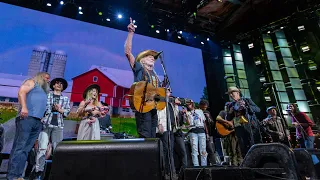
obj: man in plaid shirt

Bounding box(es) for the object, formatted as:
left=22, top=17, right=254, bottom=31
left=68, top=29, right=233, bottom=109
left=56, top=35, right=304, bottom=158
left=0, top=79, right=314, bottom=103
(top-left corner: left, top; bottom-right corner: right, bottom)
left=34, top=78, right=70, bottom=179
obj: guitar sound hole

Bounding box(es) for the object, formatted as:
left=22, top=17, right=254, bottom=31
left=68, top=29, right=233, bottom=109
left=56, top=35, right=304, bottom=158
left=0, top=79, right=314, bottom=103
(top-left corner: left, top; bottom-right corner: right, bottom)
left=154, top=95, right=160, bottom=102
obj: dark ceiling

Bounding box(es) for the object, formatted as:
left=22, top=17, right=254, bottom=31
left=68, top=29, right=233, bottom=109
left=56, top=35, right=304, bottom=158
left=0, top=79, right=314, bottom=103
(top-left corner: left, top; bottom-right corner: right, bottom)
left=3, top=0, right=320, bottom=41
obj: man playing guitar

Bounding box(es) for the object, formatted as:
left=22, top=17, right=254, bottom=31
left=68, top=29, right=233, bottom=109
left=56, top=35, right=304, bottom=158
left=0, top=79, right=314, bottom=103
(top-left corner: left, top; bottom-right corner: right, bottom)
left=125, top=18, right=166, bottom=138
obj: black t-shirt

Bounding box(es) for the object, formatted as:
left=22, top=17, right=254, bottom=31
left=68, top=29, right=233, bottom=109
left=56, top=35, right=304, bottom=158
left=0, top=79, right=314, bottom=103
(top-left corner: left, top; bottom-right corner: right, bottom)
left=51, top=94, right=60, bottom=126
left=218, top=111, right=228, bottom=121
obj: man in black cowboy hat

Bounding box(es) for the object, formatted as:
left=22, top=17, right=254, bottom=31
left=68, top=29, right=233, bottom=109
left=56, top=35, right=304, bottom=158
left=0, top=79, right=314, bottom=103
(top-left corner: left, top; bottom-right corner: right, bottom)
left=125, top=17, right=167, bottom=138
left=34, top=78, right=70, bottom=179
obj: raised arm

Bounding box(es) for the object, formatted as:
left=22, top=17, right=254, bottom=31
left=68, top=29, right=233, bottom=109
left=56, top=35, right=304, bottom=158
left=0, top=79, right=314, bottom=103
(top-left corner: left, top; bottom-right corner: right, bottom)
left=124, top=17, right=136, bottom=68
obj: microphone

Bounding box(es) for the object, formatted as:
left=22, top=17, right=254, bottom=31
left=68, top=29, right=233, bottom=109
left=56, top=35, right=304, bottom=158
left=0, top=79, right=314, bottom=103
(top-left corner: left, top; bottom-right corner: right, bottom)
left=263, top=82, right=275, bottom=87
left=224, top=75, right=236, bottom=79
left=154, top=51, right=163, bottom=59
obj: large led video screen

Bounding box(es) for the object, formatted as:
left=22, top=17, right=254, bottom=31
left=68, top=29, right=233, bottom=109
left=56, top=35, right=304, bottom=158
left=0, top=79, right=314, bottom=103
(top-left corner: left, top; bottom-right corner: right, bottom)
left=0, top=2, right=206, bottom=151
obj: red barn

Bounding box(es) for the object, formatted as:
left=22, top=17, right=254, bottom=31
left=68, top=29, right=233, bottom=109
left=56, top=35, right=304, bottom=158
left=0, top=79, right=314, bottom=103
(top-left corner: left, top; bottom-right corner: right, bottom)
left=71, top=65, right=133, bottom=115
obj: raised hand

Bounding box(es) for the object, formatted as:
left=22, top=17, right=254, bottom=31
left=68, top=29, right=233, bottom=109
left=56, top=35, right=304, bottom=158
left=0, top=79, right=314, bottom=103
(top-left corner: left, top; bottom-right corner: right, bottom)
left=127, top=17, right=135, bottom=33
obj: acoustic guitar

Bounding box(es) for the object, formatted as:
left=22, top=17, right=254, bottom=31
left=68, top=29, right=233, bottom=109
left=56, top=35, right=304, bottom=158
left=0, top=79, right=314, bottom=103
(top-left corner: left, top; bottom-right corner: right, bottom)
left=129, top=81, right=166, bottom=113
left=216, top=121, right=234, bottom=137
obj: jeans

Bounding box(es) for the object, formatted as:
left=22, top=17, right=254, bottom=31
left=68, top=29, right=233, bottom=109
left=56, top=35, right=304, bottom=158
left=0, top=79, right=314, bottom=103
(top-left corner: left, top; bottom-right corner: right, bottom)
left=174, top=132, right=187, bottom=170
left=157, top=131, right=175, bottom=174
left=189, top=133, right=207, bottom=166
left=7, top=117, right=43, bottom=180
left=298, top=136, right=314, bottom=149
left=35, top=127, right=63, bottom=172
left=135, top=109, right=158, bottom=138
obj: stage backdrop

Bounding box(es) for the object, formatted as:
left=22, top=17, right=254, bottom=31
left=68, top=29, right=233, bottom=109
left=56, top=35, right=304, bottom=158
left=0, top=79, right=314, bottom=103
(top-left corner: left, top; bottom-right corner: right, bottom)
left=0, top=2, right=207, bottom=151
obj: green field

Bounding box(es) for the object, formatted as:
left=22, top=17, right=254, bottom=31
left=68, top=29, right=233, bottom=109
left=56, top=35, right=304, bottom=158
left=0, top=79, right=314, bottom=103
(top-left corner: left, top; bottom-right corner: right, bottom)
left=0, top=109, right=17, bottom=124
left=111, top=117, right=137, bottom=137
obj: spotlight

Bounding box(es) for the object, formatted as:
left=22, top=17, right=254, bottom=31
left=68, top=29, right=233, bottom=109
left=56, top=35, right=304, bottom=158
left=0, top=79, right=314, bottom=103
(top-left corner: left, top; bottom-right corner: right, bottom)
left=280, top=27, right=284, bottom=29
left=301, top=46, right=310, bottom=52
left=60, top=1, right=64, bottom=5
left=259, top=77, right=266, bottom=82
left=133, top=20, right=136, bottom=24
left=156, top=30, right=160, bottom=33
left=98, top=12, right=103, bottom=16
left=179, top=31, right=182, bottom=34
left=79, top=7, right=82, bottom=10
left=151, top=25, right=154, bottom=28
left=207, top=38, right=210, bottom=41
left=201, top=42, right=204, bottom=45
left=79, top=11, right=83, bottom=15
left=264, top=96, right=271, bottom=101
left=255, top=60, right=261, bottom=65
left=248, top=43, right=254, bottom=49
left=317, top=87, right=320, bottom=92
left=166, top=29, right=170, bottom=32
left=267, top=31, right=271, bottom=34
left=298, top=25, right=305, bottom=31
left=106, top=18, right=111, bottom=22
left=46, top=3, right=52, bottom=6
left=178, top=36, right=181, bottom=39
left=117, top=14, right=122, bottom=19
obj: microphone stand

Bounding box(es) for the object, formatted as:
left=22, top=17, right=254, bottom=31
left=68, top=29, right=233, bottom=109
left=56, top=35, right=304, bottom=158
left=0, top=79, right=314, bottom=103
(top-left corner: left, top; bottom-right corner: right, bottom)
left=158, top=52, right=174, bottom=180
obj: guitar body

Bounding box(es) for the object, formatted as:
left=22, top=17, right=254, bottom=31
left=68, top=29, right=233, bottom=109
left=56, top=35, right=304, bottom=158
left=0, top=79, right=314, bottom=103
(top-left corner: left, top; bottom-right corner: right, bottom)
left=129, top=81, right=166, bottom=113
left=216, top=121, right=234, bottom=137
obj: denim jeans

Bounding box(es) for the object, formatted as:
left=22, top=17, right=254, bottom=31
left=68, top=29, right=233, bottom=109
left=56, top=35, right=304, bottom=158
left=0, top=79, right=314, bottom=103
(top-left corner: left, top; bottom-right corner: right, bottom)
left=7, top=117, right=43, bottom=180
left=36, top=127, right=63, bottom=172
left=189, top=133, right=207, bottom=166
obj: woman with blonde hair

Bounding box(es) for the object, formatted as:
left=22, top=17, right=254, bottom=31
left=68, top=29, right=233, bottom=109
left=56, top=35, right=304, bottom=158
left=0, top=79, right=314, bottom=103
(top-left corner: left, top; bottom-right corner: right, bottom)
left=77, top=84, right=102, bottom=140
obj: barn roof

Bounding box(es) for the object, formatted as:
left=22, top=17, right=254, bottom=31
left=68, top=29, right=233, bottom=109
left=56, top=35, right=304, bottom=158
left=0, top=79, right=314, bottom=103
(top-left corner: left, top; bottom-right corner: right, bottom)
left=88, top=65, right=164, bottom=89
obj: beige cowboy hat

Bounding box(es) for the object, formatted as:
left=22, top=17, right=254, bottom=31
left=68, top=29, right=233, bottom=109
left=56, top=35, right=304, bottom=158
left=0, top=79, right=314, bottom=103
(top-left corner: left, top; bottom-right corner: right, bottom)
left=135, top=50, right=162, bottom=62
left=225, top=86, right=240, bottom=94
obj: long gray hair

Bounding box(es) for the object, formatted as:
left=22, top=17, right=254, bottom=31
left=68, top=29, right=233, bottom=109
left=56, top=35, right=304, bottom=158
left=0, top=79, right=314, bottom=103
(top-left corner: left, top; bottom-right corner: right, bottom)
left=33, top=72, right=50, bottom=93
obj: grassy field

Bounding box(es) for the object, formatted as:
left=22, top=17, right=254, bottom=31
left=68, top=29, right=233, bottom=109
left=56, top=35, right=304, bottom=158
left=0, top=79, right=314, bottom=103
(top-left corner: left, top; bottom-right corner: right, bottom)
left=111, top=117, right=137, bottom=137
left=0, top=109, right=17, bottom=124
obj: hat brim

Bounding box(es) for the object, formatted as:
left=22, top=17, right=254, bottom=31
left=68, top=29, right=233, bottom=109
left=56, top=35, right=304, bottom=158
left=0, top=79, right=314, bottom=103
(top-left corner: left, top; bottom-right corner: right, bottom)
left=50, top=78, right=68, bottom=91
left=225, top=89, right=240, bottom=94
left=83, top=84, right=100, bottom=99
left=135, top=50, right=160, bottom=62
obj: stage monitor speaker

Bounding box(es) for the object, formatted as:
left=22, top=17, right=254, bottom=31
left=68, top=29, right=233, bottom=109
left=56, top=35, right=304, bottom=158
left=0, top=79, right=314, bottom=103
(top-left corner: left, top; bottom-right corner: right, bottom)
left=241, top=143, right=299, bottom=180
left=49, top=138, right=162, bottom=180
left=293, top=148, right=318, bottom=179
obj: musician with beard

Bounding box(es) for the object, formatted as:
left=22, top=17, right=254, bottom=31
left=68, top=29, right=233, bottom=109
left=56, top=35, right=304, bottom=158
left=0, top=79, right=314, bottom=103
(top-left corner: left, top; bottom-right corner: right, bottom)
left=226, top=87, right=260, bottom=157
left=125, top=17, right=167, bottom=138
left=262, top=106, right=290, bottom=146
left=7, top=72, right=50, bottom=180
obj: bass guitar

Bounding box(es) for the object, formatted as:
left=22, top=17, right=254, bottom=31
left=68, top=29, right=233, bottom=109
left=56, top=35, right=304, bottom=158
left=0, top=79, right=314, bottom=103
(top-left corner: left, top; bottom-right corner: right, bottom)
left=129, top=81, right=166, bottom=113
left=216, top=121, right=234, bottom=137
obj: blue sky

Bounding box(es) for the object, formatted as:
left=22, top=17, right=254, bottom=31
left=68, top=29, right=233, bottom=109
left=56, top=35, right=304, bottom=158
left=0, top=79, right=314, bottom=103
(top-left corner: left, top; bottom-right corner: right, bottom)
left=0, top=3, right=206, bottom=102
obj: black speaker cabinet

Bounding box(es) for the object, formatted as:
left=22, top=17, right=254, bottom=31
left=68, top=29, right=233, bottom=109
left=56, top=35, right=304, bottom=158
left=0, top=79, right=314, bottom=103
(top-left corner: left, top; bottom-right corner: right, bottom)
left=241, top=143, right=299, bottom=180
left=293, top=148, right=318, bottom=179
left=49, top=138, right=162, bottom=180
